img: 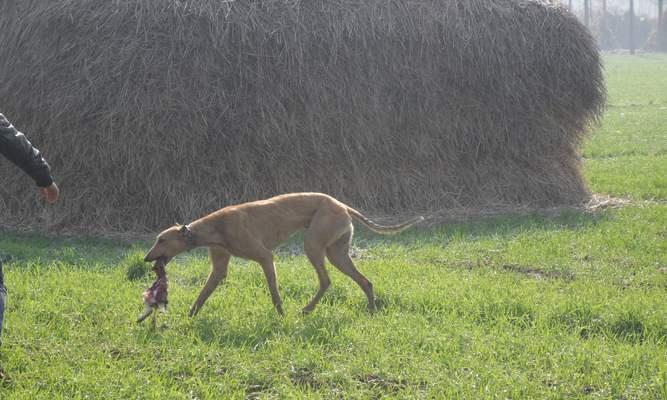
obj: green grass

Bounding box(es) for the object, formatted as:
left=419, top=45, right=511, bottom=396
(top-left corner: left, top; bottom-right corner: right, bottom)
left=583, top=53, right=667, bottom=200
left=1, top=54, right=666, bottom=399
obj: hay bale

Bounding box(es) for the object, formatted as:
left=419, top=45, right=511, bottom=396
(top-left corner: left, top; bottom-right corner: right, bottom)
left=0, top=0, right=605, bottom=232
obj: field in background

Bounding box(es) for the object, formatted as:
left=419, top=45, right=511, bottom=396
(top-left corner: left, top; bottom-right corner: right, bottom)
left=0, top=54, right=665, bottom=399
left=585, top=53, right=667, bottom=199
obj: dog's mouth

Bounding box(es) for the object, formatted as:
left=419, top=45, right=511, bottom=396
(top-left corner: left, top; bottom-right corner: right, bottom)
left=156, top=256, right=171, bottom=266
left=152, top=257, right=170, bottom=276
left=144, top=254, right=171, bottom=264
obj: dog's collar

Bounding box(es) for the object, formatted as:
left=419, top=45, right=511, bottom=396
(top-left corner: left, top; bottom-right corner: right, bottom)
left=179, top=224, right=196, bottom=249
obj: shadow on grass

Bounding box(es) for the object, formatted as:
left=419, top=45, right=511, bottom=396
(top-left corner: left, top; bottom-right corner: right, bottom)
left=0, top=230, right=133, bottom=266
left=551, top=306, right=667, bottom=344
left=375, top=292, right=667, bottom=344
left=394, top=209, right=609, bottom=246
left=190, top=311, right=352, bottom=349
left=2, top=208, right=611, bottom=265
left=375, top=292, right=536, bottom=329
left=272, top=208, right=613, bottom=257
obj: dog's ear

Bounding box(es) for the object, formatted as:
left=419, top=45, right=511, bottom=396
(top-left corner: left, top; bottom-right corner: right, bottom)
left=179, top=224, right=194, bottom=240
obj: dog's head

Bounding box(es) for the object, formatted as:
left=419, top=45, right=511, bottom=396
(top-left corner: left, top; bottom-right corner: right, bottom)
left=144, top=224, right=195, bottom=263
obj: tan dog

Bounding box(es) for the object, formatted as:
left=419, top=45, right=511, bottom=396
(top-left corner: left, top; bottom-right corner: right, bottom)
left=144, top=192, right=423, bottom=316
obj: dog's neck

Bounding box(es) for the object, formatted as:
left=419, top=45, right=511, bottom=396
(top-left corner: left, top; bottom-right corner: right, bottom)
left=185, top=220, right=226, bottom=249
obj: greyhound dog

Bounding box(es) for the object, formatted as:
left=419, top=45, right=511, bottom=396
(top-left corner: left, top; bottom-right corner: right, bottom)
left=144, top=192, right=423, bottom=316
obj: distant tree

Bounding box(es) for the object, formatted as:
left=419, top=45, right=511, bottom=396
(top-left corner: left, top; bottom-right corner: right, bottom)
left=660, top=0, right=666, bottom=50
left=629, top=0, right=635, bottom=53
left=599, top=0, right=614, bottom=49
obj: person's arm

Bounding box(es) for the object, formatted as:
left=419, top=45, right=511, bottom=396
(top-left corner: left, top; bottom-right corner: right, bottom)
left=0, top=113, right=59, bottom=203
left=0, top=113, right=53, bottom=187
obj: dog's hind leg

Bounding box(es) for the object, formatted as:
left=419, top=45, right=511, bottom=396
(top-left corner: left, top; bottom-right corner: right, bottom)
left=326, top=230, right=376, bottom=313
left=189, top=247, right=230, bottom=317
left=301, top=208, right=353, bottom=314
left=302, top=236, right=330, bottom=315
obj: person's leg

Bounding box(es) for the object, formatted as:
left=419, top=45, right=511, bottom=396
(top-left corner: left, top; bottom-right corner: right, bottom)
left=0, top=259, right=5, bottom=344
left=0, top=259, right=9, bottom=385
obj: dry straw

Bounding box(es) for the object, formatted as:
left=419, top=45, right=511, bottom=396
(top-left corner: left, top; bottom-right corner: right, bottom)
left=0, top=0, right=605, bottom=232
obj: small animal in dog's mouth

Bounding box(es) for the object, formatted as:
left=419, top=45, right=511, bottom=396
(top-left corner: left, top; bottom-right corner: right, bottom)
left=136, top=257, right=169, bottom=324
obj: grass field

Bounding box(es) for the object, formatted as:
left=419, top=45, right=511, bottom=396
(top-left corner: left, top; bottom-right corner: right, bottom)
left=1, top=54, right=666, bottom=399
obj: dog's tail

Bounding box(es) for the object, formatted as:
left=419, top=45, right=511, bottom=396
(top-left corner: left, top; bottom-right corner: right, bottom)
left=346, top=208, right=424, bottom=234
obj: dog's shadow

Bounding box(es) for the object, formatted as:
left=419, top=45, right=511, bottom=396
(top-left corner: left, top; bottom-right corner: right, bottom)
left=189, top=310, right=354, bottom=349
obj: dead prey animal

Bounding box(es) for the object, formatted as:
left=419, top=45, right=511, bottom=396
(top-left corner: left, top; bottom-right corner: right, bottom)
left=136, top=258, right=168, bottom=324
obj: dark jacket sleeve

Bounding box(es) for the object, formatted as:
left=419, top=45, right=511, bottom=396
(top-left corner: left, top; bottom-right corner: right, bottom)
left=0, top=113, right=54, bottom=187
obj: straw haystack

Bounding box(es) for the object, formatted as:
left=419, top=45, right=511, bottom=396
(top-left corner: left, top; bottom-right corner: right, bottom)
left=0, top=0, right=605, bottom=231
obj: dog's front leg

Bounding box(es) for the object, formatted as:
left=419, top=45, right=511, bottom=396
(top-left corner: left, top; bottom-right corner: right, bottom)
left=189, top=247, right=230, bottom=317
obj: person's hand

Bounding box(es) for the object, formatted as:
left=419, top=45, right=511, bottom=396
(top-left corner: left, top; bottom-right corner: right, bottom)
left=41, top=182, right=59, bottom=204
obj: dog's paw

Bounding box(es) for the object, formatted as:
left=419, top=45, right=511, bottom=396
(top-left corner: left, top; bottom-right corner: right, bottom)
left=136, top=305, right=154, bottom=323
left=188, top=305, right=200, bottom=318
left=301, top=306, right=314, bottom=316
